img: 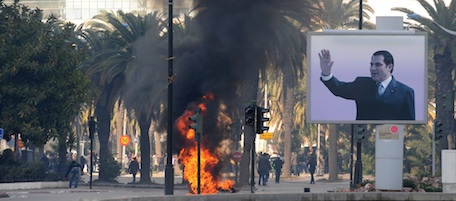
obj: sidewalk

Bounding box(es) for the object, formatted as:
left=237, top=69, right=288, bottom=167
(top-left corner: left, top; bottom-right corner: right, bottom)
left=0, top=171, right=359, bottom=201
left=79, top=171, right=355, bottom=193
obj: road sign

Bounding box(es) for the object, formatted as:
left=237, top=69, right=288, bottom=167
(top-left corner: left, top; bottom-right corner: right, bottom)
left=120, top=135, right=131, bottom=146
left=0, top=128, right=3, bottom=140
left=232, top=151, right=242, bottom=162
left=259, top=132, right=274, bottom=140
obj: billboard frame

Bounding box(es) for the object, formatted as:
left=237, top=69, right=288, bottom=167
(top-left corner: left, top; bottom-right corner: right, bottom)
left=306, top=30, right=428, bottom=124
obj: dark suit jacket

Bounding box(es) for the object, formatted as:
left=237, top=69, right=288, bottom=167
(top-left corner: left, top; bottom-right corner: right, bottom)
left=321, top=76, right=415, bottom=120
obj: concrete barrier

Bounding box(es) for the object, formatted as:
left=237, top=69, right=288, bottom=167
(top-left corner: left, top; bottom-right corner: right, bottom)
left=0, top=181, right=67, bottom=190
left=98, top=192, right=456, bottom=201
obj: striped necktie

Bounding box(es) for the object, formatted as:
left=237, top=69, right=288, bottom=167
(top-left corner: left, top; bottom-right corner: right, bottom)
left=377, top=83, right=385, bottom=96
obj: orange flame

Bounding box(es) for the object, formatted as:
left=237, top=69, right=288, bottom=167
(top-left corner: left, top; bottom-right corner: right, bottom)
left=177, top=94, right=234, bottom=194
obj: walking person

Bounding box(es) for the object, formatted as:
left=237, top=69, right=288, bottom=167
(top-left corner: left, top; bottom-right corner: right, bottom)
left=65, top=160, right=83, bottom=188
left=291, top=152, right=299, bottom=176
left=128, top=157, right=140, bottom=183
left=272, top=156, right=284, bottom=183
left=337, top=152, right=343, bottom=173
left=79, top=155, right=86, bottom=173
left=308, top=152, right=317, bottom=184
left=257, top=153, right=270, bottom=186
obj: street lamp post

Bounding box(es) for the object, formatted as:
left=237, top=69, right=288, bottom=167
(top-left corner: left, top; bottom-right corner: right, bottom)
left=407, top=14, right=456, bottom=35
left=350, top=0, right=364, bottom=190
left=164, top=0, right=174, bottom=195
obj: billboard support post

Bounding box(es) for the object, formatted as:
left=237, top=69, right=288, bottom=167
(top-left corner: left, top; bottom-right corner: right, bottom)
left=375, top=125, right=404, bottom=190
left=349, top=125, right=355, bottom=190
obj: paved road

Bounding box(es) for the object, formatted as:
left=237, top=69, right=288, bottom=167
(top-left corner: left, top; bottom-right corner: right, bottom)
left=2, top=172, right=353, bottom=201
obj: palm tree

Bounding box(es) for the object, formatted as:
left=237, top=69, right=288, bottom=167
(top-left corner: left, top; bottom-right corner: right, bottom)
left=393, top=0, right=456, bottom=155
left=313, top=0, right=375, bottom=30
left=121, top=11, right=168, bottom=183
left=78, top=10, right=165, bottom=181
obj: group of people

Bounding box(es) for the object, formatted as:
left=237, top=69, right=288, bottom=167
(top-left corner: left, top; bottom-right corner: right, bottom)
left=257, top=152, right=285, bottom=185
left=256, top=151, right=318, bottom=186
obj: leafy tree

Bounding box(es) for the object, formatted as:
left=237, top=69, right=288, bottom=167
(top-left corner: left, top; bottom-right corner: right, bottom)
left=0, top=0, right=90, bottom=163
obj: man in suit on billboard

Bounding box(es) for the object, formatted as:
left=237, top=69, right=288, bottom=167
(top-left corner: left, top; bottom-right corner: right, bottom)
left=319, top=49, right=415, bottom=120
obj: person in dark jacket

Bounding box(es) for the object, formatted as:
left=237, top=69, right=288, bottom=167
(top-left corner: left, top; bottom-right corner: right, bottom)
left=65, top=160, right=82, bottom=188
left=272, top=157, right=284, bottom=183
left=257, top=153, right=271, bottom=186
left=319, top=49, right=415, bottom=120
left=128, top=157, right=140, bottom=183
left=308, top=153, right=317, bottom=184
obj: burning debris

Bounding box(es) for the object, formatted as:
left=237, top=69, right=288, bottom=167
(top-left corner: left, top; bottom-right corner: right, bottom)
left=176, top=94, right=235, bottom=194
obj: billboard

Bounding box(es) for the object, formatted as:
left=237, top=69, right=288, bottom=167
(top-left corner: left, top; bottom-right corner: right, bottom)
left=306, top=31, right=427, bottom=124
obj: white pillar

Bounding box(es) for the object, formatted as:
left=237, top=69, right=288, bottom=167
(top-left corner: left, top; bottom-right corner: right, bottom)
left=376, top=16, right=403, bottom=30
left=442, top=150, right=456, bottom=193
left=375, top=124, right=404, bottom=190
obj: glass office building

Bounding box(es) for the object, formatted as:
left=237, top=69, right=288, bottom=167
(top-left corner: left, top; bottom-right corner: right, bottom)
left=4, top=0, right=192, bottom=23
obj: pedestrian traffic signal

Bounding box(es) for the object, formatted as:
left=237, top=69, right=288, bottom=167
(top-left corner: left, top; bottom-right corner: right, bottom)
left=88, top=116, right=97, bottom=139
left=256, top=107, right=269, bottom=134
left=355, top=125, right=365, bottom=141
left=434, top=120, right=443, bottom=141
left=245, top=106, right=255, bottom=126
left=189, top=110, right=203, bottom=137
left=443, top=90, right=454, bottom=112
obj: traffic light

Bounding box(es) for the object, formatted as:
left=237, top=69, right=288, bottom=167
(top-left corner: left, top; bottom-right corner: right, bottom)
left=244, top=106, right=255, bottom=126
left=88, top=116, right=97, bottom=139
left=434, top=120, right=443, bottom=141
left=256, top=106, right=269, bottom=134
left=355, top=124, right=365, bottom=141
left=189, top=110, right=203, bottom=137
left=443, top=90, right=454, bottom=112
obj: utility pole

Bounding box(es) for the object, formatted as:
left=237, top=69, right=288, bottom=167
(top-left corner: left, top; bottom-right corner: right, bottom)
left=88, top=116, right=96, bottom=190
left=349, top=125, right=354, bottom=190
left=165, top=0, right=174, bottom=195
left=354, top=125, right=365, bottom=186
left=245, top=100, right=256, bottom=193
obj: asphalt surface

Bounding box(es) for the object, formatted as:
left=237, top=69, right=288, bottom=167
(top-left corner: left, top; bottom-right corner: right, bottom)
left=1, top=172, right=353, bottom=201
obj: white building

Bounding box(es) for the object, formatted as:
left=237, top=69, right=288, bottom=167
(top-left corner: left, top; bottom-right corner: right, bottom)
left=5, top=0, right=193, bottom=24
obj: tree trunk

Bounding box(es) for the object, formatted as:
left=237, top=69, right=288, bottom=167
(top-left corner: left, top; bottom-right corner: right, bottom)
left=57, top=128, right=68, bottom=176
left=138, top=112, right=151, bottom=183
left=238, top=72, right=259, bottom=186
left=434, top=47, right=454, bottom=152
left=155, top=131, right=162, bottom=157
left=282, top=85, right=294, bottom=178
left=95, top=103, right=111, bottom=181
left=328, top=124, right=338, bottom=180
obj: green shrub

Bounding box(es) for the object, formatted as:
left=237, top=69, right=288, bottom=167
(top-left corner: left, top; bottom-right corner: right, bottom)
left=403, top=178, right=417, bottom=189
left=421, top=183, right=442, bottom=192
left=44, top=172, right=61, bottom=181
left=16, top=161, right=47, bottom=182
left=0, top=149, right=20, bottom=183
left=97, top=156, right=121, bottom=182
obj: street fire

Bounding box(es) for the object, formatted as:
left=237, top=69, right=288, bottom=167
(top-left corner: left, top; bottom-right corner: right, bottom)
left=176, top=94, right=234, bottom=194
